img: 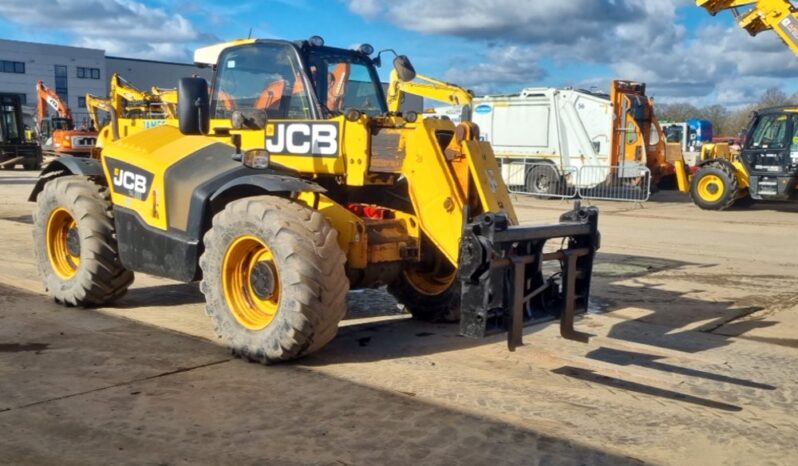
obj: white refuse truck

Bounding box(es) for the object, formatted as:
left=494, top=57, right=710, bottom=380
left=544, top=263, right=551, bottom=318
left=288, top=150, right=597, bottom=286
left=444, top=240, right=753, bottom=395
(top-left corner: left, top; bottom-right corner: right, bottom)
left=433, top=81, right=672, bottom=195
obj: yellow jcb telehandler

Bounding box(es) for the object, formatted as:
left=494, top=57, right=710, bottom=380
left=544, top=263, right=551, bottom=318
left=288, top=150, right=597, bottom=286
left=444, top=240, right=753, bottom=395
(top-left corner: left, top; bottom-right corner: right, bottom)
left=30, top=37, right=600, bottom=363
left=674, top=108, right=798, bottom=209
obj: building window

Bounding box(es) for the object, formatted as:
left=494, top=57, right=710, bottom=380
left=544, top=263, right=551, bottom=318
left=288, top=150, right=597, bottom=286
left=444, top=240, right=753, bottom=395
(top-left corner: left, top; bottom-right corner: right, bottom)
left=54, top=65, right=68, bottom=102
left=77, top=66, right=101, bottom=80
left=77, top=96, right=86, bottom=108
left=1, top=60, right=25, bottom=74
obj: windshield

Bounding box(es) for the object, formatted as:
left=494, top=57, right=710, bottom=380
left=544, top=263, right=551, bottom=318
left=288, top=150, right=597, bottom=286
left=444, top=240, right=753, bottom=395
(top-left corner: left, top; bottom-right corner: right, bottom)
left=747, top=114, right=790, bottom=150
left=52, top=118, right=72, bottom=131
left=212, top=43, right=313, bottom=120
left=307, top=49, right=387, bottom=117
left=665, top=126, right=684, bottom=143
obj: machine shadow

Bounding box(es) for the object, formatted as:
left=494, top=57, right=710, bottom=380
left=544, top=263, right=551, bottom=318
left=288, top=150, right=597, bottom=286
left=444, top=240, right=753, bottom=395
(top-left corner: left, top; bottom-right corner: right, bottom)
left=0, top=283, right=644, bottom=466
left=590, top=252, right=778, bottom=353
left=113, top=251, right=782, bottom=411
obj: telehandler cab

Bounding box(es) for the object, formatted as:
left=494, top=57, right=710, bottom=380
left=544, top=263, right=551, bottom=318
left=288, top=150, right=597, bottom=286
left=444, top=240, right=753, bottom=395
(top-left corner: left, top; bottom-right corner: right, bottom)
left=30, top=37, right=599, bottom=363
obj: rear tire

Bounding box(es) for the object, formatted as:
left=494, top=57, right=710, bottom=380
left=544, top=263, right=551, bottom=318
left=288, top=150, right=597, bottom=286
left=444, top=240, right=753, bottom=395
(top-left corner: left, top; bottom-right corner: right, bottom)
left=33, top=175, right=134, bottom=306
left=525, top=165, right=560, bottom=197
left=690, top=165, right=738, bottom=210
left=199, top=196, right=348, bottom=364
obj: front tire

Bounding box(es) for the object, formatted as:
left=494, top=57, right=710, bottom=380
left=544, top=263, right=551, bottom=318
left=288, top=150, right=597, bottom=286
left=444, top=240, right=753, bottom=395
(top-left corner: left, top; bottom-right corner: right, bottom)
left=199, top=196, right=348, bottom=364
left=33, top=175, right=134, bottom=306
left=388, top=245, right=460, bottom=323
left=690, top=165, right=738, bottom=210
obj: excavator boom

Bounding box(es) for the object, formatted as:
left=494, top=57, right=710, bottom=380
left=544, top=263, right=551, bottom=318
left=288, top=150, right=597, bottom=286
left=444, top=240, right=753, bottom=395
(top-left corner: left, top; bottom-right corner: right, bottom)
left=36, top=80, right=73, bottom=130
left=387, top=68, right=474, bottom=120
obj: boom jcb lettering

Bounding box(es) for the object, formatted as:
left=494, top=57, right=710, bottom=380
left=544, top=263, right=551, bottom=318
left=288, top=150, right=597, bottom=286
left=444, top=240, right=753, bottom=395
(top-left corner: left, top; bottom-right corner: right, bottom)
left=265, top=122, right=339, bottom=157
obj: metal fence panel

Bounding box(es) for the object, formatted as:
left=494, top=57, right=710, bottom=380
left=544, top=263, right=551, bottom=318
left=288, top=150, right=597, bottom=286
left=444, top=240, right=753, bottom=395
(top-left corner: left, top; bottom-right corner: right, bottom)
left=576, top=164, right=651, bottom=202
left=497, top=158, right=651, bottom=203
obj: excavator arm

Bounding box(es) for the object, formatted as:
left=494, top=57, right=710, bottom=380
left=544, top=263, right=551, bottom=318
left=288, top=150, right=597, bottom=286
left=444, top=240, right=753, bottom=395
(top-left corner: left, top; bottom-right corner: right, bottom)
left=387, top=70, right=474, bottom=120
left=85, top=94, right=114, bottom=131
left=36, top=80, right=73, bottom=131
left=110, top=73, right=150, bottom=107
left=150, top=87, right=177, bottom=118
left=697, top=0, right=798, bottom=55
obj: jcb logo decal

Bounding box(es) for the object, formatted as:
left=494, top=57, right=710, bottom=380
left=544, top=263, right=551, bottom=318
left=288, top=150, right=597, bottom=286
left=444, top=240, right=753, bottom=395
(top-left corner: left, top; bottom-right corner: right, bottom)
left=265, top=122, right=339, bottom=157
left=105, top=158, right=154, bottom=201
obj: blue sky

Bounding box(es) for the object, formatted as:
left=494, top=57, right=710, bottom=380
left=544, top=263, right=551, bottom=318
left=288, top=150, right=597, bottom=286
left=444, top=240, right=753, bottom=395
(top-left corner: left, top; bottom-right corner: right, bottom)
left=0, top=0, right=795, bottom=106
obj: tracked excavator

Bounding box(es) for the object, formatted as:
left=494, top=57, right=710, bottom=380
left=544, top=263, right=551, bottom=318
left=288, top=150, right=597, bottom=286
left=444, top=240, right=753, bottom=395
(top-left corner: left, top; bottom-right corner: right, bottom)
left=30, top=37, right=600, bottom=364
left=681, top=0, right=798, bottom=209
left=35, top=81, right=97, bottom=157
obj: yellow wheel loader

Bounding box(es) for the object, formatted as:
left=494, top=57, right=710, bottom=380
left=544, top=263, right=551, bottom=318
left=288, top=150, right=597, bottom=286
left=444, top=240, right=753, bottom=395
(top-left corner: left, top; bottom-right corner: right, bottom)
left=29, top=37, right=599, bottom=364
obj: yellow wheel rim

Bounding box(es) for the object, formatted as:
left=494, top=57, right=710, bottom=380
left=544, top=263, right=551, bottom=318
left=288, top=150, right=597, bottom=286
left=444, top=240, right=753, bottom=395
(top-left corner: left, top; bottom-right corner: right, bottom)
left=223, top=235, right=281, bottom=330
left=46, top=208, right=80, bottom=280
left=697, top=175, right=725, bottom=203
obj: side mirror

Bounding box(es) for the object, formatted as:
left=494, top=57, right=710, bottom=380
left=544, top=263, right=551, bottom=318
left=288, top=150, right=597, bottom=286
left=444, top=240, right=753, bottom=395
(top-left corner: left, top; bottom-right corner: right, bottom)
left=373, top=55, right=382, bottom=68
left=178, top=77, right=210, bottom=135
left=393, top=55, right=416, bottom=82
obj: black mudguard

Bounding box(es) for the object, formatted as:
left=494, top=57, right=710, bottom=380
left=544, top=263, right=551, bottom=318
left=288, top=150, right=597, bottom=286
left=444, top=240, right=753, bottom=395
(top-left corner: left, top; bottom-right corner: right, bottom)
left=28, top=157, right=105, bottom=202
left=117, top=166, right=326, bottom=283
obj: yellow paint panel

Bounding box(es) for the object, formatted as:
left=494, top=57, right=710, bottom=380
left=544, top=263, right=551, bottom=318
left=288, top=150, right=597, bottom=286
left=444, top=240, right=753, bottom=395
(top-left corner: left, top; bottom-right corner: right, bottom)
left=402, top=119, right=465, bottom=265
left=464, top=140, right=518, bottom=224
left=101, top=125, right=224, bottom=230
left=296, top=192, right=368, bottom=269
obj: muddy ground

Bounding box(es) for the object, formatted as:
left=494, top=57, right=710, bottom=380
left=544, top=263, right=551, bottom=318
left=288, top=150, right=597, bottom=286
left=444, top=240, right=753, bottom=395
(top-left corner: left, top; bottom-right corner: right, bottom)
left=0, top=169, right=796, bottom=466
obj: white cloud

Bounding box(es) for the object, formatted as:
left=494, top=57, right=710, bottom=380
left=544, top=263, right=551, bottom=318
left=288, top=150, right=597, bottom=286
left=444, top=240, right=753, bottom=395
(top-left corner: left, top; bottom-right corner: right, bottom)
left=0, top=0, right=204, bottom=61
left=442, top=45, right=546, bottom=94
left=344, top=0, right=796, bottom=104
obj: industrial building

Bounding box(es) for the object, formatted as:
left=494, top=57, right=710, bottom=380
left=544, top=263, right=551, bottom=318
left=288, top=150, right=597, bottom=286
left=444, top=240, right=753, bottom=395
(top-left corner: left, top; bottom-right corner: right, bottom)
left=0, top=38, right=210, bottom=128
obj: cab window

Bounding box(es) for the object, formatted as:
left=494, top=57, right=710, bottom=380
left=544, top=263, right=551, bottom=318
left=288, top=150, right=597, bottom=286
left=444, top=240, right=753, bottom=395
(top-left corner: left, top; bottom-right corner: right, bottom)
left=748, top=114, right=789, bottom=150
left=790, top=115, right=798, bottom=152
left=211, top=43, right=313, bottom=120
left=307, top=50, right=387, bottom=117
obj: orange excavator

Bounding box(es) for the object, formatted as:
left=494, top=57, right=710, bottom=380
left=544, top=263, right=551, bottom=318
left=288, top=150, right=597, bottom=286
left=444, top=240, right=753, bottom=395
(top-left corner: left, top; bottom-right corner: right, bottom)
left=35, top=80, right=97, bottom=157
